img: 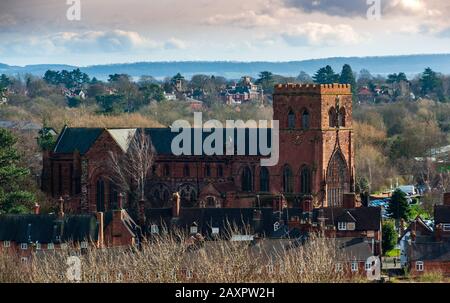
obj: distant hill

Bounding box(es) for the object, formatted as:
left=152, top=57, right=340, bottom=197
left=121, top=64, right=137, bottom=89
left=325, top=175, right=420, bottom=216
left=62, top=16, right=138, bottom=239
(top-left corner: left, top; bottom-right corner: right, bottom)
left=1, top=54, right=450, bottom=80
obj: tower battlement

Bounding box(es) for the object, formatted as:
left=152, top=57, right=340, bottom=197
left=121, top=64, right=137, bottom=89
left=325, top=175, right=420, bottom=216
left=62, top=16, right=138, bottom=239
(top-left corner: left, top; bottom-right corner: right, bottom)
left=274, top=83, right=352, bottom=95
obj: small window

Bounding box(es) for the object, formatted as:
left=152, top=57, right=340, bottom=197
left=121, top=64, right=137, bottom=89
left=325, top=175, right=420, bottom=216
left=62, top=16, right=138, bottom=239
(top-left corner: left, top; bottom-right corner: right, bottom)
left=335, top=263, right=343, bottom=272
left=151, top=224, right=159, bottom=234
left=20, top=243, right=28, bottom=250
left=47, top=243, right=54, bottom=250
left=3, top=241, right=10, bottom=248
left=186, top=269, right=193, bottom=279
left=443, top=224, right=450, bottom=231
left=338, top=222, right=347, bottom=231
left=273, top=222, right=280, bottom=232
left=302, top=110, right=310, bottom=129
left=21, top=257, right=28, bottom=263
left=365, top=260, right=375, bottom=271
left=347, top=222, right=356, bottom=231
left=190, top=225, right=198, bottom=234
left=288, top=109, right=295, bottom=129
left=416, top=261, right=424, bottom=272
left=55, top=235, right=61, bottom=242
left=36, top=243, right=41, bottom=250
left=81, top=241, right=88, bottom=249
left=351, top=262, right=358, bottom=272
left=211, top=227, right=219, bottom=235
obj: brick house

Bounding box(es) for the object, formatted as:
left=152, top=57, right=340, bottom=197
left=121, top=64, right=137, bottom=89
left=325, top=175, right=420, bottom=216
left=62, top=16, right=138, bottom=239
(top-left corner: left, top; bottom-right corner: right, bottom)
left=0, top=197, right=141, bottom=260
left=41, top=83, right=355, bottom=215
left=406, top=193, right=450, bottom=276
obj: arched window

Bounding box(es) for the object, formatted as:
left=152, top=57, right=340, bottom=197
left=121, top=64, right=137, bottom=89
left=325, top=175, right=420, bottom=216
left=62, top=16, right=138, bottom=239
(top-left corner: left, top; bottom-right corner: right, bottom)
left=179, top=184, right=197, bottom=207
left=282, top=165, right=293, bottom=193
left=288, top=109, right=295, bottom=129
left=205, top=165, right=211, bottom=177
left=302, top=109, right=310, bottom=129
left=96, top=178, right=105, bottom=212
left=300, top=166, right=311, bottom=194
left=326, top=151, right=349, bottom=207
left=217, top=165, right=223, bottom=177
left=338, top=107, right=346, bottom=127
left=241, top=166, right=253, bottom=192
left=329, top=107, right=336, bottom=128
left=163, top=164, right=170, bottom=177
left=109, top=182, right=119, bottom=210
left=183, top=165, right=190, bottom=177
left=260, top=167, right=270, bottom=192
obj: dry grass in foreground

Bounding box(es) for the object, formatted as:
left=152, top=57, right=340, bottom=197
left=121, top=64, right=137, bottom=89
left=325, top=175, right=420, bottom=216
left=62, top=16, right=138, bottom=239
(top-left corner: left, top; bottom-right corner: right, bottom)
left=0, top=233, right=363, bottom=283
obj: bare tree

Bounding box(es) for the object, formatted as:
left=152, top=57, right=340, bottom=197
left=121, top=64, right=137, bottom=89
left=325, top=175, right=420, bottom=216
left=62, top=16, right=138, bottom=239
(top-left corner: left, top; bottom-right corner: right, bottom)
left=108, top=129, right=155, bottom=202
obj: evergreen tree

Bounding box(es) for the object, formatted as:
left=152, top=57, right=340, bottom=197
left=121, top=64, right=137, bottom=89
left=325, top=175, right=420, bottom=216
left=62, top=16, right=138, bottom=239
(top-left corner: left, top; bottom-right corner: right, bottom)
left=339, top=64, right=356, bottom=87
left=313, top=65, right=339, bottom=84
left=420, top=67, right=442, bottom=96
left=386, top=189, right=411, bottom=221
left=382, top=221, right=398, bottom=253
left=0, top=128, right=35, bottom=214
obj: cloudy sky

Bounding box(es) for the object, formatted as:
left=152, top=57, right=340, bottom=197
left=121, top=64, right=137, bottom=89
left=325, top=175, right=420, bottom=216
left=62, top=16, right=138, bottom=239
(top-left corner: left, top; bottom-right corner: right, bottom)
left=1, top=0, right=450, bottom=66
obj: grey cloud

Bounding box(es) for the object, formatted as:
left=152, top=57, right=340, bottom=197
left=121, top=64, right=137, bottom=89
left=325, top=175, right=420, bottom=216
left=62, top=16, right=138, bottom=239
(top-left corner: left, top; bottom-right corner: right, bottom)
left=284, top=0, right=384, bottom=17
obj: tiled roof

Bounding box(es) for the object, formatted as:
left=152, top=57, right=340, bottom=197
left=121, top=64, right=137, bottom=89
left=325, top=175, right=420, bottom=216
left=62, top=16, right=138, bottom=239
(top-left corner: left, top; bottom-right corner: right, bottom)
left=410, top=242, right=450, bottom=261
left=53, top=127, right=274, bottom=156
left=435, top=205, right=450, bottom=225
left=312, top=207, right=381, bottom=231
left=53, top=127, right=103, bottom=154
left=0, top=214, right=98, bottom=243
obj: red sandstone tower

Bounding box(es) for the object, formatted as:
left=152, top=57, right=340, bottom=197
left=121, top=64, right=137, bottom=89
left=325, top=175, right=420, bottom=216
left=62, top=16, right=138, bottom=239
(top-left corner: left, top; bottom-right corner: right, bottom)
left=271, top=83, right=355, bottom=208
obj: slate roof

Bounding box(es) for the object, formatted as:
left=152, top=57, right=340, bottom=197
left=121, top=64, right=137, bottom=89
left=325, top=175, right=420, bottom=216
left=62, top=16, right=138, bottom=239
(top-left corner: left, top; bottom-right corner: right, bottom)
left=410, top=242, right=450, bottom=261
left=335, top=237, right=374, bottom=261
left=435, top=205, right=450, bottom=225
left=144, top=207, right=304, bottom=239
left=312, top=207, right=381, bottom=231
left=53, top=127, right=274, bottom=156
left=53, top=127, right=103, bottom=154
left=0, top=214, right=98, bottom=243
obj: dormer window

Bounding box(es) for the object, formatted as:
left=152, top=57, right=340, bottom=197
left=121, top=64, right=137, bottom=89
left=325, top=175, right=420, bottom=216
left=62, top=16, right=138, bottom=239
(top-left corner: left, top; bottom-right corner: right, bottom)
left=36, top=243, right=41, bottom=250
left=190, top=224, right=198, bottom=234
left=338, top=222, right=347, bottom=231
left=47, top=243, right=54, bottom=250
left=81, top=241, right=88, bottom=249
left=211, top=227, right=219, bottom=235
left=3, top=241, right=10, bottom=248
left=21, top=243, right=28, bottom=250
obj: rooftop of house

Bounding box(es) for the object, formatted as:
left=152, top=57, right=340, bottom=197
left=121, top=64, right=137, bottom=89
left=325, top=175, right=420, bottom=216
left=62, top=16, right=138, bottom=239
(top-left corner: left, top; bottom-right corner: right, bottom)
left=410, top=241, right=450, bottom=261
left=0, top=213, right=98, bottom=244
left=312, top=207, right=382, bottom=231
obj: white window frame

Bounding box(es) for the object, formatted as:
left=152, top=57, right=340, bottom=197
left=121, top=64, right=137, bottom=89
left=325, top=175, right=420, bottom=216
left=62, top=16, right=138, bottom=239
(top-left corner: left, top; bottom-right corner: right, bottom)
left=20, top=243, right=28, bottom=250
left=36, top=243, right=41, bottom=250
left=190, top=226, right=198, bottom=234
left=443, top=224, right=450, bottom=232
left=338, top=222, right=347, bottom=231
left=151, top=224, right=159, bottom=234
left=351, top=262, right=358, bottom=272
left=21, top=257, right=28, bottom=263
left=47, top=243, right=54, bottom=250
left=211, top=227, right=219, bottom=235
left=416, top=261, right=424, bottom=272
left=80, top=241, right=88, bottom=249
left=186, top=269, right=193, bottom=279
left=3, top=241, right=11, bottom=248
left=335, top=263, right=343, bottom=272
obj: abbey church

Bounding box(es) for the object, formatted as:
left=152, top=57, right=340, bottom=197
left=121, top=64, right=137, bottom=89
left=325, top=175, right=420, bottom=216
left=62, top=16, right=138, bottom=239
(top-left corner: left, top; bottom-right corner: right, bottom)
left=41, top=83, right=355, bottom=214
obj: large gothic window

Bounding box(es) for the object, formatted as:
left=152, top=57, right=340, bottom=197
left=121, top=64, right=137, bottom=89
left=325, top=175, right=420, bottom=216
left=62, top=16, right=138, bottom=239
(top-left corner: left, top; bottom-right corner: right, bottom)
left=282, top=165, right=293, bottom=193
left=260, top=167, right=270, bottom=192
left=241, top=166, right=253, bottom=192
left=150, top=183, right=171, bottom=208
left=300, top=166, right=311, bottom=194
left=288, top=109, right=295, bottom=129
left=179, top=184, right=197, bottom=207
left=302, top=110, right=310, bottom=129
left=109, top=182, right=119, bottom=210
left=96, top=178, right=105, bottom=212
left=338, top=107, right=346, bottom=127
left=326, top=151, right=349, bottom=207
left=329, top=107, right=336, bottom=128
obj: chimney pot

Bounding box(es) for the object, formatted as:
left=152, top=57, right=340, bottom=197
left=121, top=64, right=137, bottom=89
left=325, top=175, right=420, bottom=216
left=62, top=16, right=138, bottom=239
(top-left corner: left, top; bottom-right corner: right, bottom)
left=34, top=203, right=40, bottom=215
left=172, top=192, right=181, bottom=218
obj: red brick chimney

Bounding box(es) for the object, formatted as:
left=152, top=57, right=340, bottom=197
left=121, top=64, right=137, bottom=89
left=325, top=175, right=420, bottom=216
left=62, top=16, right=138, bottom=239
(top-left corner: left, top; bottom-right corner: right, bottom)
left=58, top=196, right=64, bottom=219
left=96, top=212, right=105, bottom=248
left=343, top=193, right=357, bottom=209
left=443, top=193, right=450, bottom=206
left=172, top=192, right=180, bottom=218
left=34, top=203, right=40, bottom=215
